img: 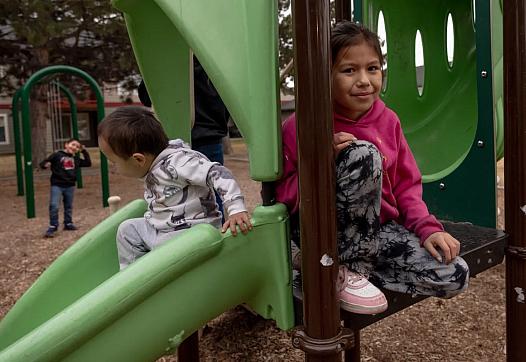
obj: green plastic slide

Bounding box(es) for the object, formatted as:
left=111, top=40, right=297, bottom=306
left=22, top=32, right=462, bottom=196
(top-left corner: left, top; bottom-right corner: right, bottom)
left=0, top=201, right=294, bottom=361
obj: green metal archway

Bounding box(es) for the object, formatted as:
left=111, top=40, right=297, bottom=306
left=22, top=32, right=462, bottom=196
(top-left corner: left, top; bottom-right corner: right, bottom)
left=13, top=80, right=86, bottom=197
left=16, top=65, right=109, bottom=218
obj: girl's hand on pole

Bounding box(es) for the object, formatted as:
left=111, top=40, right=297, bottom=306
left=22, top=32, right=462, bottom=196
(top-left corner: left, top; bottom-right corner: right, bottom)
left=423, top=232, right=461, bottom=264
left=333, top=132, right=357, bottom=159
left=222, top=211, right=253, bottom=236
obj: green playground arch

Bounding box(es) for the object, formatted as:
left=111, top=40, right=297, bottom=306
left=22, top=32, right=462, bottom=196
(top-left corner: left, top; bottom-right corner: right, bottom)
left=13, top=81, right=85, bottom=196
left=15, top=65, right=110, bottom=218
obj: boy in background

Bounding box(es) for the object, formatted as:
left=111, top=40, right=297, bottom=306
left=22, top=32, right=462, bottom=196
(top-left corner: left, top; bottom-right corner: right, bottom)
left=40, top=138, right=91, bottom=237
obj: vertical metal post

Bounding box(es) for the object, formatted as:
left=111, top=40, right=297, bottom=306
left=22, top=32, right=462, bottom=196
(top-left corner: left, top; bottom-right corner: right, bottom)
left=96, top=86, right=109, bottom=208
left=177, top=331, right=199, bottom=362
left=291, top=1, right=353, bottom=360
left=335, top=0, right=351, bottom=22
left=20, top=87, right=35, bottom=218
left=343, top=320, right=360, bottom=362
left=503, top=0, right=526, bottom=360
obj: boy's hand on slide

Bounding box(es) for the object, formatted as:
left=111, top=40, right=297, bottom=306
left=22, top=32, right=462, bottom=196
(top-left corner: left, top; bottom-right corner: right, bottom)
left=333, top=132, right=357, bottom=159
left=222, top=211, right=253, bottom=236
left=423, top=232, right=461, bottom=264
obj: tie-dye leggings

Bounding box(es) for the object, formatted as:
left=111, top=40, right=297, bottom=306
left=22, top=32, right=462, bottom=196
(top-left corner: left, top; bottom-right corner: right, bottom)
left=293, top=140, right=469, bottom=298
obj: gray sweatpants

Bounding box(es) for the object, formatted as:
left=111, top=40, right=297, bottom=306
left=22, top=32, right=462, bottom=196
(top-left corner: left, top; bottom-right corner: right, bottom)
left=335, top=141, right=469, bottom=298
left=116, top=218, right=185, bottom=270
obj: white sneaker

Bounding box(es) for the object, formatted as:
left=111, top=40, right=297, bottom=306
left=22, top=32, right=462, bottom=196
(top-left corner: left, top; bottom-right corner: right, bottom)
left=337, top=265, right=388, bottom=314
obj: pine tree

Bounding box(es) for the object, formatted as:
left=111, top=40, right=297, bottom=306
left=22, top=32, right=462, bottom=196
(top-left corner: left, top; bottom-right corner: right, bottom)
left=0, top=1, right=139, bottom=164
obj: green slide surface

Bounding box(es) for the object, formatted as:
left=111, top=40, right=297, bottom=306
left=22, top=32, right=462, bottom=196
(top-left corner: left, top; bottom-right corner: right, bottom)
left=0, top=201, right=294, bottom=361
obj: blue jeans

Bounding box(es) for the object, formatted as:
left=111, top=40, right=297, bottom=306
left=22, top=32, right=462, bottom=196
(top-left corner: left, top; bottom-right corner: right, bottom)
left=193, top=142, right=224, bottom=165
left=49, top=185, right=75, bottom=227
left=193, top=142, right=224, bottom=221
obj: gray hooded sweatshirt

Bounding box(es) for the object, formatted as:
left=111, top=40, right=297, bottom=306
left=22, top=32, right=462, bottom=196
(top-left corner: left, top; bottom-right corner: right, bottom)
left=143, top=139, right=246, bottom=232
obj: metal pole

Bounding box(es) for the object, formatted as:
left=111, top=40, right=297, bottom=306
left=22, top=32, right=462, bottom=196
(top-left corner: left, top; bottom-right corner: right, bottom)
left=177, top=331, right=199, bottom=362
left=21, top=86, right=35, bottom=218
left=96, top=89, right=109, bottom=208
left=335, top=0, right=351, bottom=22
left=503, top=0, right=526, bottom=360
left=291, top=1, right=352, bottom=360
left=343, top=319, right=360, bottom=362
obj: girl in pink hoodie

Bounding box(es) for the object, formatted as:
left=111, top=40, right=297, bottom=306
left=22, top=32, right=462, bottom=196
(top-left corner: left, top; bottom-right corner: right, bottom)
left=276, top=21, right=469, bottom=314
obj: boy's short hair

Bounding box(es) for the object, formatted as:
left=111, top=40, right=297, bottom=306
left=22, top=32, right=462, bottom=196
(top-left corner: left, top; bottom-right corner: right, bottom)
left=98, top=106, right=169, bottom=158
left=65, top=138, right=80, bottom=144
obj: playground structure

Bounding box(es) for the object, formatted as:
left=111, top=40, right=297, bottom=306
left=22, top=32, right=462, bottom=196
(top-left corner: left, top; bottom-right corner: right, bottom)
left=11, top=65, right=110, bottom=218
left=0, top=0, right=524, bottom=361
left=13, top=79, right=84, bottom=197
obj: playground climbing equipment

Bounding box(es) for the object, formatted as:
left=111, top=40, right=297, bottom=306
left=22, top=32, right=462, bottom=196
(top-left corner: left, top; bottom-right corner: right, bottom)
left=11, top=65, right=110, bottom=218
left=0, top=0, right=516, bottom=361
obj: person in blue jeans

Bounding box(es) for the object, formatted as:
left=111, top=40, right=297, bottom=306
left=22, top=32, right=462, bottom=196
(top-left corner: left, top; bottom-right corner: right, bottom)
left=39, top=138, right=92, bottom=237
left=138, top=56, right=230, bottom=218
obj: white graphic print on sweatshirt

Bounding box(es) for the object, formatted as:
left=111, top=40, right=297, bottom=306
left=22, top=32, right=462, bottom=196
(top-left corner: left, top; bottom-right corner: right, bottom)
left=143, top=139, right=247, bottom=232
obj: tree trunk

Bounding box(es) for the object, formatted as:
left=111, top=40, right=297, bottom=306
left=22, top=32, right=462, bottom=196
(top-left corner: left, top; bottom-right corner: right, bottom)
left=31, top=85, right=49, bottom=168
left=31, top=48, right=50, bottom=168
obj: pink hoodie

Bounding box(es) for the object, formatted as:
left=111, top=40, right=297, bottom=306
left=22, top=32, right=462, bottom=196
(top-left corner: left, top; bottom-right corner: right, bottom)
left=275, top=99, right=443, bottom=243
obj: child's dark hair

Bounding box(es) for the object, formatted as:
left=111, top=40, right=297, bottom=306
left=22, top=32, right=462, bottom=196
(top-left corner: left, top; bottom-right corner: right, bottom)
left=331, top=21, right=384, bottom=69
left=97, top=106, right=169, bottom=158
left=65, top=138, right=80, bottom=144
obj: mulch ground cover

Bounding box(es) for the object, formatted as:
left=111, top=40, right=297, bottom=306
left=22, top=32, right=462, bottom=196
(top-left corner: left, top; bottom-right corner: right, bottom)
left=0, top=146, right=506, bottom=361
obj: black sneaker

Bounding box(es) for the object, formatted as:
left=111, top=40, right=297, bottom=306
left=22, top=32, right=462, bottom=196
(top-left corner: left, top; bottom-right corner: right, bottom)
left=45, top=226, right=58, bottom=238
left=64, top=223, right=78, bottom=231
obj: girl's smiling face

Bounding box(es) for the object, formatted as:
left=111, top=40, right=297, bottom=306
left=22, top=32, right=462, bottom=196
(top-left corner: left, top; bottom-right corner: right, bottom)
left=331, top=42, right=383, bottom=120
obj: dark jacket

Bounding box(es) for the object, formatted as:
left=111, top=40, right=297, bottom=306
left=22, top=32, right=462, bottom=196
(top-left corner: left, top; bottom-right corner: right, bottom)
left=39, top=150, right=91, bottom=187
left=191, top=58, right=229, bottom=147
left=138, top=56, right=229, bottom=147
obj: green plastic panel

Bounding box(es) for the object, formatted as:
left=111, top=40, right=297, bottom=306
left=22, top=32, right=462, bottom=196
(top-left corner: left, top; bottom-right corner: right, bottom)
left=113, top=0, right=193, bottom=143
left=113, top=0, right=282, bottom=181
left=0, top=202, right=294, bottom=361
left=363, top=0, right=497, bottom=227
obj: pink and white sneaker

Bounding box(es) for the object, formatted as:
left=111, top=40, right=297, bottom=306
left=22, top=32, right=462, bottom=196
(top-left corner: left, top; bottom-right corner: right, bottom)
left=338, top=265, right=388, bottom=314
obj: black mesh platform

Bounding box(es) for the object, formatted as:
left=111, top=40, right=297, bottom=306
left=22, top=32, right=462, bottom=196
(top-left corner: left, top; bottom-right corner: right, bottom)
left=292, top=222, right=507, bottom=329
